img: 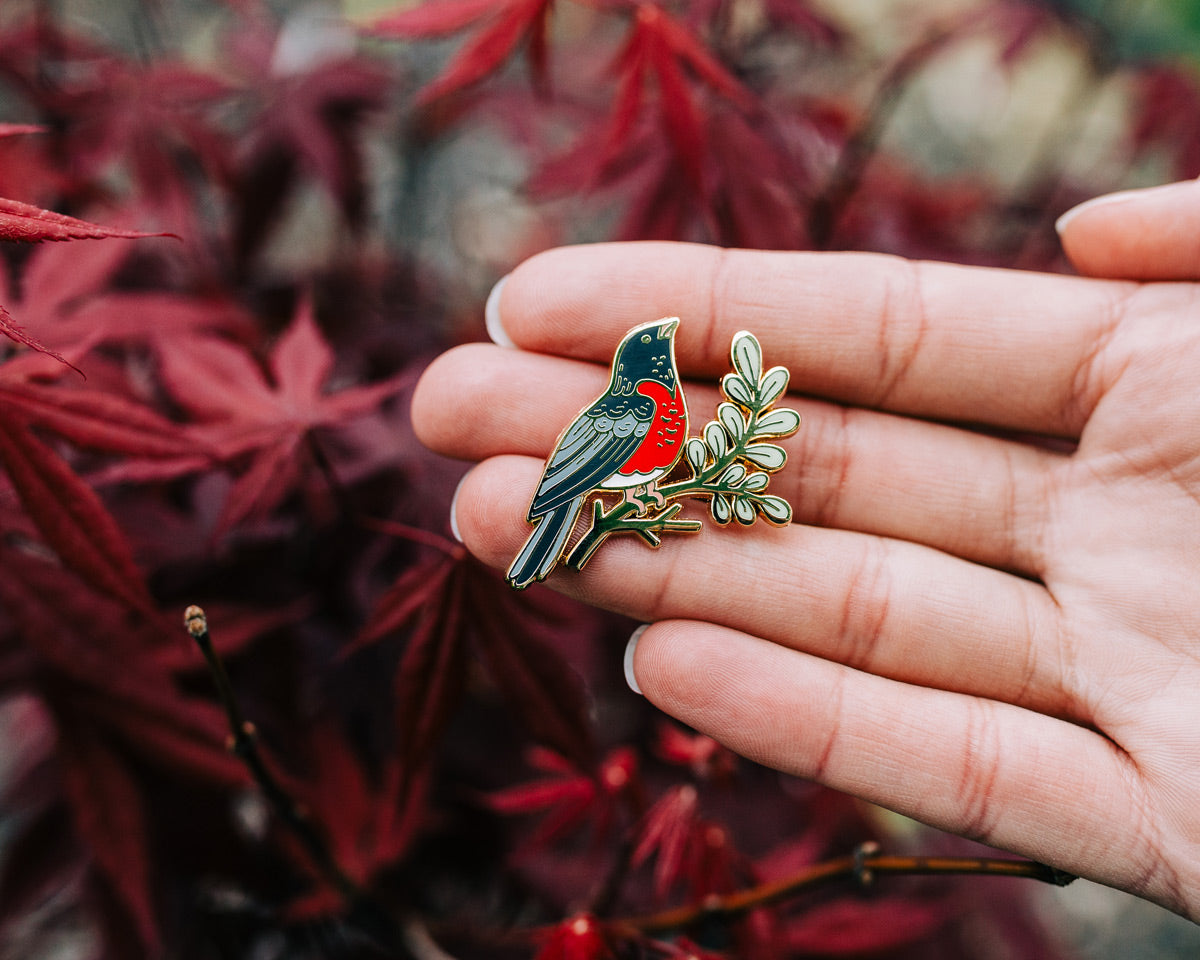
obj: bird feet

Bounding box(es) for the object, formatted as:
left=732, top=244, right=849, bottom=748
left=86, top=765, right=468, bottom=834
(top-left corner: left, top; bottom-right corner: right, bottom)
left=623, top=483, right=666, bottom=515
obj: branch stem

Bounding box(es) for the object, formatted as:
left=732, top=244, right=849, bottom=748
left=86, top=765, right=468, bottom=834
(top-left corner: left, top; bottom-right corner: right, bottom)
left=563, top=402, right=765, bottom=569
left=183, top=606, right=415, bottom=956
left=185, top=606, right=362, bottom=903
left=615, top=844, right=1075, bottom=936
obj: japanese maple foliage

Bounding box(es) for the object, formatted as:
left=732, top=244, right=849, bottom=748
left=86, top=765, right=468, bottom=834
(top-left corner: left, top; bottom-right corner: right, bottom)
left=0, top=0, right=1186, bottom=958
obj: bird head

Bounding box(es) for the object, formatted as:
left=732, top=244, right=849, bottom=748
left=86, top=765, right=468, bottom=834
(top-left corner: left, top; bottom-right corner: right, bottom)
left=611, top=317, right=681, bottom=393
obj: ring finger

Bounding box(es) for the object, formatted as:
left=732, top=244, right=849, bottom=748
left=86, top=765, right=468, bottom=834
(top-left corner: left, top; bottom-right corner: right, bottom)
left=453, top=454, right=1080, bottom=723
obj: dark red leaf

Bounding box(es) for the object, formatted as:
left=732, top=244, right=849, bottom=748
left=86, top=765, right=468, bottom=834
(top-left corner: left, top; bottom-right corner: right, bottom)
left=761, top=0, right=845, bottom=46
left=631, top=784, right=700, bottom=900
left=0, top=556, right=246, bottom=788
left=487, top=746, right=637, bottom=853
left=0, top=301, right=77, bottom=372
left=468, top=563, right=596, bottom=768
left=784, top=896, right=949, bottom=954
left=269, top=294, right=333, bottom=405
left=212, top=435, right=304, bottom=537
left=281, top=724, right=422, bottom=894
left=655, top=722, right=736, bottom=781
left=0, top=197, right=173, bottom=243
left=0, top=382, right=207, bottom=460
left=154, top=301, right=405, bottom=536
left=0, top=417, right=154, bottom=614
left=0, top=123, right=46, bottom=138
left=55, top=722, right=160, bottom=955
left=393, top=559, right=469, bottom=773
left=346, top=551, right=460, bottom=655
left=643, top=4, right=754, bottom=110
left=414, top=0, right=552, bottom=106
left=647, top=37, right=706, bottom=190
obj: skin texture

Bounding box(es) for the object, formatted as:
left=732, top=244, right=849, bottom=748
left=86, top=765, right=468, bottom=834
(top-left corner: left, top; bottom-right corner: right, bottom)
left=411, top=178, right=1200, bottom=920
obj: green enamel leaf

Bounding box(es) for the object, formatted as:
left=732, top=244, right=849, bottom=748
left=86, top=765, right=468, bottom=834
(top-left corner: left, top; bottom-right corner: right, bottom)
left=758, top=367, right=789, bottom=407
left=686, top=437, right=708, bottom=472
left=718, top=402, right=745, bottom=441
left=742, top=472, right=769, bottom=492
left=704, top=421, right=727, bottom=459
left=743, top=443, right=787, bottom=470
left=757, top=495, right=792, bottom=524
left=733, top=496, right=756, bottom=525
left=756, top=408, right=801, bottom=437
left=722, top=373, right=754, bottom=407
left=732, top=331, right=762, bottom=383
left=711, top=493, right=732, bottom=524
left=721, top=463, right=746, bottom=486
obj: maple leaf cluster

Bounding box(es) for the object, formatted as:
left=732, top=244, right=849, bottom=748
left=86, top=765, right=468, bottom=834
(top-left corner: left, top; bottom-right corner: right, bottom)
left=0, top=1, right=1189, bottom=958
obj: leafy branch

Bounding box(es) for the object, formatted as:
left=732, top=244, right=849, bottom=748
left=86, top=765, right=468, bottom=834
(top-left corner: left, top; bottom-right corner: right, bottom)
left=564, top=330, right=800, bottom=570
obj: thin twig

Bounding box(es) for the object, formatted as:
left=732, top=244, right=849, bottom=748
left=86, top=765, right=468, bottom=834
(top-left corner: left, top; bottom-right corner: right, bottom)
left=184, top=605, right=417, bottom=956
left=185, top=606, right=363, bottom=902
left=613, top=843, right=1075, bottom=936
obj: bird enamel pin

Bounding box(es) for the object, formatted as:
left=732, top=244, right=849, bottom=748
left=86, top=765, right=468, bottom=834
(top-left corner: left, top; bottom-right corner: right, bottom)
left=506, top=318, right=799, bottom=590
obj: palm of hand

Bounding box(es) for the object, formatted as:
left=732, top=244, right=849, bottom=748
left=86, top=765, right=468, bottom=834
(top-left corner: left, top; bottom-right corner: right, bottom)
left=413, top=194, right=1200, bottom=919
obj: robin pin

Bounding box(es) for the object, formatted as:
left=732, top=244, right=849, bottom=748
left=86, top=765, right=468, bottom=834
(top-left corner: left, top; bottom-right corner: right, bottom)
left=506, top=319, right=799, bottom=590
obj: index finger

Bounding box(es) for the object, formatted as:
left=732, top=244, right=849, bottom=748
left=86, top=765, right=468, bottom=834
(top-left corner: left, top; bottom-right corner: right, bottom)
left=496, top=242, right=1136, bottom=436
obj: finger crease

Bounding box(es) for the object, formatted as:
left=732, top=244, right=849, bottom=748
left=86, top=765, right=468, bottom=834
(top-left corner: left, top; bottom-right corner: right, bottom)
left=871, top=259, right=930, bottom=409
left=954, top=699, right=1002, bottom=843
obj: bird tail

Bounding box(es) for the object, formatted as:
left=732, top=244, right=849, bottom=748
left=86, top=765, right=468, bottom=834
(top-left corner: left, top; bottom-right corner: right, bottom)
left=507, top=499, right=582, bottom=589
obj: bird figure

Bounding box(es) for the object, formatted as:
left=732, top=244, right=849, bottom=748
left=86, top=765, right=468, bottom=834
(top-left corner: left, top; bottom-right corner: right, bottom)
left=507, top=317, right=688, bottom=589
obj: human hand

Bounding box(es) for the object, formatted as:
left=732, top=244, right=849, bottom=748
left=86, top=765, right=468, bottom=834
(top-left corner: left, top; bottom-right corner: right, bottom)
left=412, top=179, right=1200, bottom=920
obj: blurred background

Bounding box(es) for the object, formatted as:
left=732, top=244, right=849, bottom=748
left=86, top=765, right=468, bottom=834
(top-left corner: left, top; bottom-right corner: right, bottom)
left=1, top=0, right=1200, bottom=957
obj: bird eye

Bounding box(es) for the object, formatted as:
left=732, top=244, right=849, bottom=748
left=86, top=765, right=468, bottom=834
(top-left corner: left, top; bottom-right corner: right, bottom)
left=641, top=334, right=651, bottom=343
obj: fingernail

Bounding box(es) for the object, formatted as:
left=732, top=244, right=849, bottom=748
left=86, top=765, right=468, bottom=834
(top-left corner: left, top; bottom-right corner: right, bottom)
left=449, top=472, right=468, bottom=543
left=485, top=274, right=515, bottom=348
left=624, top=625, right=648, bottom=695
left=1055, top=183, right=1181, bottom=235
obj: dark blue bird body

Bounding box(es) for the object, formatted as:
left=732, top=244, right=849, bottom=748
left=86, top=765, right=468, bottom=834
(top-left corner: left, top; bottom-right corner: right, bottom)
left=507, top=318, right=687, bottom=589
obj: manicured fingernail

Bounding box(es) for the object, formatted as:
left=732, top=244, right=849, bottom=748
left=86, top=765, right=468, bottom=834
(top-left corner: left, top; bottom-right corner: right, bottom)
left=449, top=472, right=468, bottom=543
left=624, top=625, right=648, bottom=695
left=485, top=274, right=515, bottom=348
left=1055, top=183, right=1181, bottom=235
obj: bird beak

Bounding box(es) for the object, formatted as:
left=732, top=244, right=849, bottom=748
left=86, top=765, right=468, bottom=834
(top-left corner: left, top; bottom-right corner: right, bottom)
left=658, top=317, right=679, bottom=339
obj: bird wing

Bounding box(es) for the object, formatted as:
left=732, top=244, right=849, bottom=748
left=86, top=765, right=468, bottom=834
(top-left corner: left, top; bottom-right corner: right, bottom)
left=528, top=393, right=654, bottom=517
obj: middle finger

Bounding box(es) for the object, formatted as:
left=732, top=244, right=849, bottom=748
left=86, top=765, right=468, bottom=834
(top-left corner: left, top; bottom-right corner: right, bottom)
left=415, top=343, right=1061, bottom=575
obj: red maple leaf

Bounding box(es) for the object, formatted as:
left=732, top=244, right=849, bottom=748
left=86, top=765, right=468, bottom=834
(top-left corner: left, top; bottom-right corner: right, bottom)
left=598, top=3, right=754, bottom=192
left=351, top=546, right=598, bottom=789
left=631, top=783, right=749, bottom=903
left=282, top=724, right=428, bottom=918
left=535, top=98, right=811, bottom=247
left=370, top=0, right=555, bottom=105
left=222, top=19, right=389, bottom=264
left=0, top=19, right=234, bottom=207
left=0, top=551, right=248, bottom=955
left=654, top=721, right=736, bottom=782
left=155, top=295, right=406, bottom=537
left=0, top=199, right=172, bottom=366
left=783, top=896, right=951, bottom=955
left=0, top=417, right=157, bottom=614
left=487, top=746, right=639, bottom=852
left=1130, top=64, right=1200, bottom=179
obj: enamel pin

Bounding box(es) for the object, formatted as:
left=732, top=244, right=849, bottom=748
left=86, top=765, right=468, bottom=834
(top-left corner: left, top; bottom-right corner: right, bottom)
left=506, top=319, right=799, bottom=589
